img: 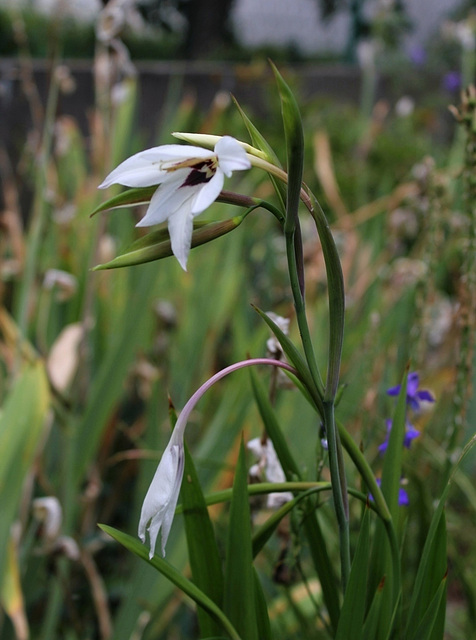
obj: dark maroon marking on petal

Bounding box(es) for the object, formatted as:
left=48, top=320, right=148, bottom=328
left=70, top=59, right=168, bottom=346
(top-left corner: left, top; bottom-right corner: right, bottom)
left=181, top=160, right=214, bottom=188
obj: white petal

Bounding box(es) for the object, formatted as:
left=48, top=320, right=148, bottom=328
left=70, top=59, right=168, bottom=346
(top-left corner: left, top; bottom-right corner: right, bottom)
left=158, top=446, right=184, bottom=556
left=247, top=437, right=263, bottom=457
left=267, top=492, right=293, bottom=508
left=191, top=170, right=224, bottom=215
left=138, top=441, right=180, bottom=548
left=264, top=440, right=286, bottom=484
left=167, top=199, right=195, bottom=270
left=98, top=144, right=214, bottom=188
left=215, top=136, right=251, bottom=177
left=136, top=169, right=193, bottom=227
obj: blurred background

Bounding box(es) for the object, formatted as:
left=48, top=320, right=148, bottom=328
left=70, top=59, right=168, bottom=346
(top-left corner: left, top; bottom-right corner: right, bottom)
left=0, top=1, right=475, bottom=640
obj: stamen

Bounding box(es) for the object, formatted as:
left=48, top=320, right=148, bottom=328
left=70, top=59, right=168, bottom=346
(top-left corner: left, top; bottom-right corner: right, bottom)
left=161, top=156, right=216, bottom=173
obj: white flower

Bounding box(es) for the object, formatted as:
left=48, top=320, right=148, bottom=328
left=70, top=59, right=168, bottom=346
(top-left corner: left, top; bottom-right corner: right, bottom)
left=33, top=497, right=63, bottom=542
left=99, top=136, right=251, bottom=269
left=395, top=96, right=415, bottom=118
left=265, top=312, right=290, bottom=358
left=138, top=426, right=185, bottom=558
left=138, top=357, right=297, bottom=558
left=247, top=437, right=292, bottom=508
left=32, top=496, right=80, bottom=559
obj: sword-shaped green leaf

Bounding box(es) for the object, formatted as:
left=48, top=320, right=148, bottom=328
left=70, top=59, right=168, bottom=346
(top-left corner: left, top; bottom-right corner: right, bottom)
left=409, top=573, right=447, bottom=640
left=223, top=439, right=260, bottom=640
left=368, top=369, right=408, bottom=635
left=405, top=502, right=447, bottom=639
left=336, top=506, right=371, bottom=640
left=0, top=362, right=50, bottom=583
left=232, top=95, right=286, bottom=212
left=99, top=525, right=242, bottom=640
left=271, top=63, right=304, bottom=236
left=181, top=442, right=224, bottom=638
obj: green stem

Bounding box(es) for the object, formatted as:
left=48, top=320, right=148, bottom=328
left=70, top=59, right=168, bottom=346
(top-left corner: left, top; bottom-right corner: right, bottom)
left=324, top=400, right=350, bottom=592
left=179, top=481, right=371, bottom=510
left=337, top=420, right=401, bottom=605
left=285, top=228, right=325, bottom=396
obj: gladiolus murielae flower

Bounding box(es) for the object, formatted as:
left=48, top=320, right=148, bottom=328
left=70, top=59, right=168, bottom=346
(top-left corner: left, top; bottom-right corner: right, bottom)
left=138, top=424, right=185, bottom=559
left=138, top=358, right=297, bottom=558
left=99, top=136, right=251, bottom=269
left=247, top=437, right=293, bottom=508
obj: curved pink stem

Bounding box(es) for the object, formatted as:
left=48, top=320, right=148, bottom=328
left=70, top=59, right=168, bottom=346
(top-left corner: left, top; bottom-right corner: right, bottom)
left=174, top=357, right=298, bottom=441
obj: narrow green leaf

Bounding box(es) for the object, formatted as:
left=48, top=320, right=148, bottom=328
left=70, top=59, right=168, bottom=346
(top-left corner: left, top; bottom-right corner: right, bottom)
left=405, top=435, right=476, bottom=639
left=410, top=575, right=447, bottom=640
left=337, top=419, right=402, bottom=625
left=253, top=568, right=272, bottom=640
left=306, top=191, right=345, bottom=400
left=248, top=369, right=340, bottom=632
left=181, top=442, right=224, bottom=638
left=367, top=370, right=408, bottom=635
left=0, top=362, right=50, bottom=583
left=98, top=525, right=242, bottom=640
left=110, top=76, right=139, bottom=166
left=232, top=95, right=287, bottom=212
left=271, top=63, right=304, bottom=236
left=252, top=305, right=324, bottom=415
left=406, top=510, right=447, bottom=640
left=362, top=577, right=385, bottom=640
left=70, top=264, right=159, bottom=492
left=232, top=97, right=281, bottom=167
left=223, top=439, right=259, bottom=640
left=335, top=507, right=371, bottom=640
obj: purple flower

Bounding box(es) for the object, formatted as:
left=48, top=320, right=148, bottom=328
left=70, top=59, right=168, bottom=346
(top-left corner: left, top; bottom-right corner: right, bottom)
left=409, top=45, right=426, bottom=66
left=370, top=477, right=409, bottom=506
left=378, top=418, right=420, bottom=454
left=387, top=372, right=435, bottom=411
left=443, top=71, right=462, bottom=93
left=398, top=486, right=410, bottom=506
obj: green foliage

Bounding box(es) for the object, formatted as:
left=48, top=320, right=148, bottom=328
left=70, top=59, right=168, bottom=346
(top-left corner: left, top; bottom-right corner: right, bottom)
left=223, top=439, right=262, bottom=640
left=0, top=362, right=50, bottom=584
left=0, top=7, right=180, bottom=59
left=182, top=442, right=224, bottom=637
left=335, top=506, right=370, bottom=640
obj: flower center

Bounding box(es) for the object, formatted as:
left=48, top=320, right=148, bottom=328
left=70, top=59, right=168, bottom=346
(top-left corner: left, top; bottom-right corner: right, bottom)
left=180, top=159, right=217, bottom=188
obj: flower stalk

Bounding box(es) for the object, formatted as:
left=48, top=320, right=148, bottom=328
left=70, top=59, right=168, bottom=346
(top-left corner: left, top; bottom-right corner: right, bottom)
left=139, top=358, right=299, bottom=558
